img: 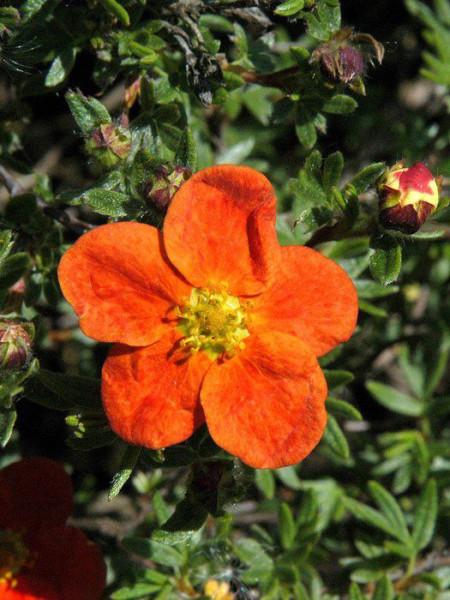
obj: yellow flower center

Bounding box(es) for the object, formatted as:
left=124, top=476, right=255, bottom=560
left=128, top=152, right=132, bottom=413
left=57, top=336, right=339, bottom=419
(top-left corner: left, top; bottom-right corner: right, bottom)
left=0, top=528, right=31, bottom=589
left=176, top=285, right=250, bottom=360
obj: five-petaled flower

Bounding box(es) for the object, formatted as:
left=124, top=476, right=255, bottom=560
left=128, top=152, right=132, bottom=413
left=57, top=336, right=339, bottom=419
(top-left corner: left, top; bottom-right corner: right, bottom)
left=58, top=166, right=358, bottom=468
left=0, top=457, right=106, bottom=599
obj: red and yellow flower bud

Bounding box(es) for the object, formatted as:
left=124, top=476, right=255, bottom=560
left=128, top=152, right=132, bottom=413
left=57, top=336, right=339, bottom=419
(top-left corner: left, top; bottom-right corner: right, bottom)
left=85, top=123, right=131, bottom=167
left=143, top=164, right=192, bottom=211
left=378, top=161, right=440, bottom=234
left=0, top=320, right=34, bottom=370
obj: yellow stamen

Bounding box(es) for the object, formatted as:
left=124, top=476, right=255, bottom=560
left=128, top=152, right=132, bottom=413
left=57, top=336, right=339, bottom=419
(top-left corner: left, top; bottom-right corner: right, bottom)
left=0, top=528, right=33, bottom=589
left=176, top=284, right=250, bottom=360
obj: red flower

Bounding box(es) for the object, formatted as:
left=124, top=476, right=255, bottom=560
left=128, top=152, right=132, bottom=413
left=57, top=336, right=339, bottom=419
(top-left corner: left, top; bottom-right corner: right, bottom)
left=0, top=457, right=106, bottom=599
left=58, top=166, right=358, bottom=468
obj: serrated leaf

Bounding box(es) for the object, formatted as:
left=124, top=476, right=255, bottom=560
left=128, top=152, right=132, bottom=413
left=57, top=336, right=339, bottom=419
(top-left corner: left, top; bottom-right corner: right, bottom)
left=322, top=414, right=350, bottom=458
left=366, top=381, right=424, bottom=416
left=412, top=479, right=437, bottom=550
left=109, top=445, right=142, bottom=500
left=368, top=482, right=411, bottom=545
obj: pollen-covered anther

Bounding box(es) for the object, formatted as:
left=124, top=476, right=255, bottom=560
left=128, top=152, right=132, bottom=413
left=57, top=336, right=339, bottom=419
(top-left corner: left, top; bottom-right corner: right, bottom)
left=176, top=285, right=250, bottom=359
left=0, top=528, right=33, bottom=588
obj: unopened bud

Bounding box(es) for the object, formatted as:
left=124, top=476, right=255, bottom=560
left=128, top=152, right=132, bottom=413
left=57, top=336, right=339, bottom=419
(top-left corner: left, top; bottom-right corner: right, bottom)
left=378, top=162, right=440, bottom=234
left=0, top=320, right=34, bottom=370
left=321, top=45, right=365, bottom=84
left=143, top=164, right=191, bottom=211
left=85, top=123, right=131, bottom=167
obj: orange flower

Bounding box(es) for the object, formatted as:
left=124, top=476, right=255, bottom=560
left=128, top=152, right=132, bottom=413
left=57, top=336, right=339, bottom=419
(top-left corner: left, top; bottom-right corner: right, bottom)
left=0, top=457, right=106, bottom=599
left=58, top=166, right=358, bottom=468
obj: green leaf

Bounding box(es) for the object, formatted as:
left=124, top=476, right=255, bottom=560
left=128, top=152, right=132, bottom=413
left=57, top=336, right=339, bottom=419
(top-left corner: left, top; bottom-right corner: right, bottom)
left=355, top=280, right=399, bottom=299
left=349, top=583, right=365, bottom=600
left=21, top=0, right=52, bottom=21
left=323, top=369, right=354, bottom=389
left=323, top=94, right=358, bottom=114
left=0, top=407, right=17, bottom=448
left=323, top=152, right=344, bottom=194
left=295, top=107, right=317, bottom=149
left=255, top=469, right=275, bottom=499
left=326, top=397, right=363, bottom=421
left=358, top=301, right=387, bottom=318
left=350, top=163, right=386, bottom=194
left=0, top=253, right=30, bottom=290
left=73, top=188, right=137, bottom=217
left=369, top=237, right=402, bottom=285
left=155, top=496, right=208, bottom=536
left=66, top=90, right=111, bottom=135
left=174, top=128, right=197, bottom=171
left=368, top=482, right=411, bottom=545
left=343, top=496, right=402, bottom=540
left=366, top=381, right=424, bottom=416
left=153, top=492, right=171, bottom=526
left=99, top=0, right=130, bottom=26
left=412, top=479, right=438, bottom=551
left=274, top=0, right=305, bottom=17
left=275, top=465, right=302, bottom=490
left=322, top=414, right=350, bottom=459
left=109, top=445, right=142, bottom=500
left=235, top=538, right=274, bottom=584
left=373, top=575, right=394, bottom=600
left=45, top=46, right=77, bottom=87
left=36, top=369, right=102, bottom=410
left=279, top=503, right=296, bottom=549
left=0, top=231, right=13, bottom=262
left=120, top=537, right=183, bottom=568
left=111, top=583, right=162, bottom=600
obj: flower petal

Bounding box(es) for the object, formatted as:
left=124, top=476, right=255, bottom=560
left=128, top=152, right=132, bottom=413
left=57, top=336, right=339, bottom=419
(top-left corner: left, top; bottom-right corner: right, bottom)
left=102, top=332, right=211, bottom=449
left=164, top=165, right=280, bottom=296
left=26, top=526, right=106, bottom=600
left=1, top=577, right=59, bottom=599
left=251, top=246, right=358, bottom=356
left=0, top=457, right=73, bottom=531
left=58, top=222, right=190, bottom=346
left=201, top=332, right=328, bottom=468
